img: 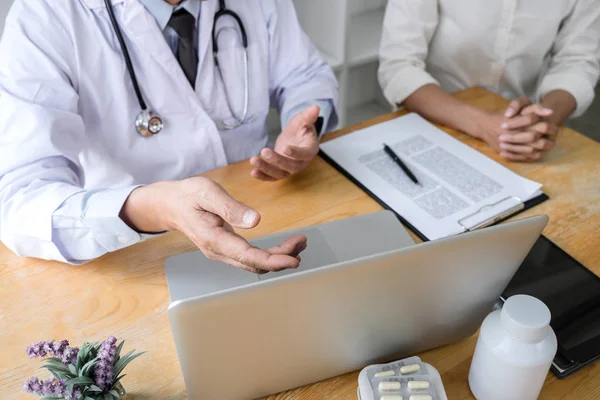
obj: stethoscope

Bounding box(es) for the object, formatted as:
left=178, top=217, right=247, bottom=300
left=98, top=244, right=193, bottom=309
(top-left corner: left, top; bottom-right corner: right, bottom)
left=104, top=0, right=250, bottom=137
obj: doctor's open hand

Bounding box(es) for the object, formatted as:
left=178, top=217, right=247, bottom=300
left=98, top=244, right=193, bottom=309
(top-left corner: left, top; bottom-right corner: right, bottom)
left=120, top=177, right=307, bottom=273
left=250, top=105, right=321, bottom=181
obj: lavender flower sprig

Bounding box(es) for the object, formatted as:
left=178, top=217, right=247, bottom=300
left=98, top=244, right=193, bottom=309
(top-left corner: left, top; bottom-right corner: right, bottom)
left=23, top=378, right=70, bottom=398
left=23, top=337, right=143, bottom=400
left=26, top=340, right=79, bottom=366
left=93, top=336, right=118, bottom=391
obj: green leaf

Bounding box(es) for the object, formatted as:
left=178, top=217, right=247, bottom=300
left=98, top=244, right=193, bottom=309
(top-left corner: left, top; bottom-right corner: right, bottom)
left=85, top=385, right=103, bottom=393
left=80, top=358, right=99, bottom=378
left=115, top=341, right=125, bottom=358
left=68, top=376, right=95, bottom=385
left=113, top=374, right=126, bottom=385
left=67, top=376, right=95, bottom=394
left=103, top=393, right=114, bottom=400
left=42, top=358, right=71, bottom=371
left=108, top=390, right=120, bottom=400
left=84, top=397, right=95, bottom=400
left=76, top=348, right=85, bottom=370
left=68, top=364, right=78, bottom=375
left=91, top=341, right=101, bottom=352
left=113, top=352, right=144, bottom=379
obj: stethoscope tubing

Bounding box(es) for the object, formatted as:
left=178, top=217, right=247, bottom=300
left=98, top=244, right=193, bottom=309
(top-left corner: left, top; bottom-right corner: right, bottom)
left=105, top=0, right=251, bottom=135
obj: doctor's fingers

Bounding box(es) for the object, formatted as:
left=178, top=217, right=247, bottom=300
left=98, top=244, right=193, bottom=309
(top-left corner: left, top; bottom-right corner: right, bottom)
left=281, top=144, right=319, bottom=162
left=260, top=148, right=308, bottom=173
left=265, top=235, right=308, bottom=258
left=250, top=169, right=277, bottom=182
left=203, top=250, right=265, bottom=274
left=209, top=228, right=302, bottom=272
left=250, top=157, right=290, bottom=180
left=287, top=105, right=321, bottom=133
left=192, top=180, right=261, bottom=229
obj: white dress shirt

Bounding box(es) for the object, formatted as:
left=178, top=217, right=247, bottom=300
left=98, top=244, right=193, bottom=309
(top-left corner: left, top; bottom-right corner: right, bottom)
left=0, top=0, right=338, bottom=264
left=379, top=0, right=600, bottom=117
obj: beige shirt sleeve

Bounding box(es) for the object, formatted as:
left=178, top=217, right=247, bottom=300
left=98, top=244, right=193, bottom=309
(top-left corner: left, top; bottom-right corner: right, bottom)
left=537, top=0, right=600, bottom=118
left=378, top=0, right=440, bottom=108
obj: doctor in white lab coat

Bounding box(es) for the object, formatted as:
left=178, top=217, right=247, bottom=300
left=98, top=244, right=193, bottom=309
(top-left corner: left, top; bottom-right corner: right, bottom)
left=0, top=0, right=339, bottom=271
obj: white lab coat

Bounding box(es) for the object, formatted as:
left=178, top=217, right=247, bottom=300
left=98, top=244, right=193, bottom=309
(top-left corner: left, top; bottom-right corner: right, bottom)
left=0, top=0, right=338, bottom=263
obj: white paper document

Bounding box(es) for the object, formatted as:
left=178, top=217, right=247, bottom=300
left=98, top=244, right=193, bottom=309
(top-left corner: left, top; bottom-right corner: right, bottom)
left=320, top=114, right=543, bottom=240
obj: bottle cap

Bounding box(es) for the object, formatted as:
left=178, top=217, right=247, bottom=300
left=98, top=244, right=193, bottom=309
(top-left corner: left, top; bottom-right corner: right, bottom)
left=501, top=295, right=551, bottom=341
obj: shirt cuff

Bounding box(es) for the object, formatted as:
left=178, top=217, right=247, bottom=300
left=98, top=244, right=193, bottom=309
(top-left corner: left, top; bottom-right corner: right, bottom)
left=281, top=99, right=337, bottom=137
left=537, top=73, right=596, bottom=118
left=381, top=66, right=439, bottom=108
left=82, top=186, right=144, bottom=252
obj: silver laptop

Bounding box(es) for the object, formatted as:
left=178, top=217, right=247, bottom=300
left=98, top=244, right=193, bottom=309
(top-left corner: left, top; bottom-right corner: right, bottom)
left=165, top=211, right=548, bottom=400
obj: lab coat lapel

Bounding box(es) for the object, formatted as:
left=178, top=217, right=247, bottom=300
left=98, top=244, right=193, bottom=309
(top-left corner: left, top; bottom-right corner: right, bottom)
left=119, top=0, right=197, bottom=99
left=197, top=0, right=218, bottom=76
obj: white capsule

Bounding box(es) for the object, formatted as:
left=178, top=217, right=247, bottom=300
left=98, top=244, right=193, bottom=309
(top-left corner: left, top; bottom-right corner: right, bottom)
left=380, top=395, right=403, bottom=400
left=409, top=395, right=432, bottom=400
left=378, top=381, right=401, bottom=392
left=400, top=363, right=421, bottom=374
left=407, top=381, right=430, bottom=390
left=374, top=370, right=396, bottom=377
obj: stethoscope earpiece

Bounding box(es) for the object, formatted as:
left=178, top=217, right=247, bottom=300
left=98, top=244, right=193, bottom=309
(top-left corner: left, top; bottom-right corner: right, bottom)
left=136, top=109, right=164, bottom=137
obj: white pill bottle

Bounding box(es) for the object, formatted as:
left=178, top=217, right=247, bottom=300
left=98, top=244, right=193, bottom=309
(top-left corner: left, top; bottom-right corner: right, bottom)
left=468, top=295, right=557, bottom=400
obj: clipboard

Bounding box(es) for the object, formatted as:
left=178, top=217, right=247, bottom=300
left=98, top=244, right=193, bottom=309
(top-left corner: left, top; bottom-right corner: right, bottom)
left=319, top=149, right=549, bottom=242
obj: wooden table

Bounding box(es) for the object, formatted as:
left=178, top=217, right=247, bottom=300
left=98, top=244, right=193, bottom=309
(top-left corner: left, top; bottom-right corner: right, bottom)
left=1, top=88, right=599, bottom=400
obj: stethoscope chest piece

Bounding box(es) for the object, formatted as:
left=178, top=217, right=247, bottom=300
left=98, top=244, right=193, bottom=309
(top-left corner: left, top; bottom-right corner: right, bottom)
left=135, top=109, right=164, bottom=137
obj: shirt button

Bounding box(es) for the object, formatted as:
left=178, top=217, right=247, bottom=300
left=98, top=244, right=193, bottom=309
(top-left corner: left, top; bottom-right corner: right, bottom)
left=118, top=236, right=130, bottom=245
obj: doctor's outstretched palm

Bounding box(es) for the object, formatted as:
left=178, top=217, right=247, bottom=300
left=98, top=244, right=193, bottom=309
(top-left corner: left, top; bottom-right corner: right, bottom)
left=250, top=105, right=321, bottom=181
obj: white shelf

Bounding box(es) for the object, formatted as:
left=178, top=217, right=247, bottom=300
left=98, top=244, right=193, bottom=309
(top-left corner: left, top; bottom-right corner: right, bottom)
left=347, top=8, right=385, bottom=67
left=292, top=0, right=389, bottom=127
left=346, top=101, right=390, bottom=127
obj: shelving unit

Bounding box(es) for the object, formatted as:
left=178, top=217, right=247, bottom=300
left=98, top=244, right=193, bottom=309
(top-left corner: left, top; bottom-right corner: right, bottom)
left=276, top=0, right=391, bottom=134
left=347, top=8, right=386, bottom=67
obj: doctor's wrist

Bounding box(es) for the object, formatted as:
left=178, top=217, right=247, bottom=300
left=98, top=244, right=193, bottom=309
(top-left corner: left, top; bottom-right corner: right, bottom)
left=120, top=182, right=175, bottom=234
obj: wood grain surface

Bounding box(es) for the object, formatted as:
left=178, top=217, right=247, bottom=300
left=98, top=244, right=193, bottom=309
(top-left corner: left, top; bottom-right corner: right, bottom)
left=1, top=88, right=598, bottom=400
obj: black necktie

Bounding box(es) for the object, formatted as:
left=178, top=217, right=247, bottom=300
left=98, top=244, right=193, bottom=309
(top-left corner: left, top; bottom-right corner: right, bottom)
left=167, top=9, right=198, bottom=88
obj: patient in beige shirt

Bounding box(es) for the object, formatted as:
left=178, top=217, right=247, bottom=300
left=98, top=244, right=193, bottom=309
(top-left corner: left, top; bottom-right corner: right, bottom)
left=379, top=0, right=600, bottom=162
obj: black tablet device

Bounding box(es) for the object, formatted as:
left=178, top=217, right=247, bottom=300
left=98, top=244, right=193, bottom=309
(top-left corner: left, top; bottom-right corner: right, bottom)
left=501, top=235, right=600, bottom=378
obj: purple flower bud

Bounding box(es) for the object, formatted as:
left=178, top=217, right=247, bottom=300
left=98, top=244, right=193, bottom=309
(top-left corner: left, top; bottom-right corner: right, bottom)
left=41, top=379, right=55, bottom=395
left=27, top=339, right=71, bottom=359
left=95, top=376, right=106, bottom=387
left=53, top=379, right=68, bottom=396
left=61, top=346, right=79, bottom=366
left=93, top=337, right=118, bottom=391
left=43, top=341, right=54, bottom=354
left=23, top=377, right=43, bottom=395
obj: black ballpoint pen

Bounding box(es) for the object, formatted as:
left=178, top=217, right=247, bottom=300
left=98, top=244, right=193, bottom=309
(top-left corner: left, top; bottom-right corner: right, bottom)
left=382, top=143, right=421, bottom=185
